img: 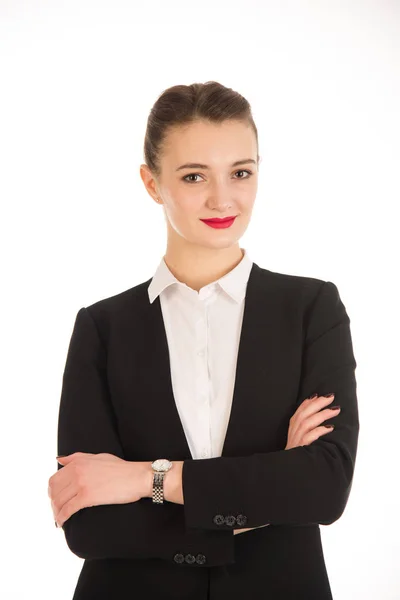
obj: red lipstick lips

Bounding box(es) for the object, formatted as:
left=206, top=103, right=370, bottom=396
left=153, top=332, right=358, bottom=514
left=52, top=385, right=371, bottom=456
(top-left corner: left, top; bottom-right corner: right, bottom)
left=200, top=216, right=237, bottom=229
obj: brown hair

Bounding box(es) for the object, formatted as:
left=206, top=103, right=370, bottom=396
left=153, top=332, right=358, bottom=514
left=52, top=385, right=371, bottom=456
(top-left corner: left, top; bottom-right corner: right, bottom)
left=143, top=81, right=259, bottom=179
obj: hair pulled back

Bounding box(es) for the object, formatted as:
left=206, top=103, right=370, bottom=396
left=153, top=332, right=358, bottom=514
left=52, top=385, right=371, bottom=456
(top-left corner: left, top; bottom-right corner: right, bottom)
left=143, top=81, right=259, bottom=179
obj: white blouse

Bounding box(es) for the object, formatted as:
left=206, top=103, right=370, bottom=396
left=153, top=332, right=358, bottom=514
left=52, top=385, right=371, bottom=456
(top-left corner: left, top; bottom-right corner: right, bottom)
left=147, top=248, right=253, bottom=461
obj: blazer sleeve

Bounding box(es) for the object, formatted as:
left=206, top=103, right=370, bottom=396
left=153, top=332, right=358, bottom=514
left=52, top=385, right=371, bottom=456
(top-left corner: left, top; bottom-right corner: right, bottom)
left=56, top=306, right=235, bottom=565
left=182, top=280, right=360, bottom=531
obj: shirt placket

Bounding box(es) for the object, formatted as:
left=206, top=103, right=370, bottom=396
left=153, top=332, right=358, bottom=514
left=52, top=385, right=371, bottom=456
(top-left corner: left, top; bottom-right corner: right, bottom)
left=195, top=287, right=214, bottom=460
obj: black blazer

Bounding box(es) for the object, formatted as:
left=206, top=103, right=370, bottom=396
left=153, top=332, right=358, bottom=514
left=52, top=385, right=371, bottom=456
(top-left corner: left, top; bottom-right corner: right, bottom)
left=56, top=261, right=359, bottom=600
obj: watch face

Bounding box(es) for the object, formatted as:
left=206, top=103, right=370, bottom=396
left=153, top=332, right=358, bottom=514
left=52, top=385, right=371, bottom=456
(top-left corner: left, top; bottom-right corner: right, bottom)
left=152, top=459, right=172, bottom=472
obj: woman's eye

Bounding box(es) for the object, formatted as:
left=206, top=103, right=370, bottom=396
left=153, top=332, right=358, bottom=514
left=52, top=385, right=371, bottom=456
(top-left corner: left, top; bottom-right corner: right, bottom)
left=183, top=173, right=202, bottom=183
left=182, top=169, right=253, bottom=184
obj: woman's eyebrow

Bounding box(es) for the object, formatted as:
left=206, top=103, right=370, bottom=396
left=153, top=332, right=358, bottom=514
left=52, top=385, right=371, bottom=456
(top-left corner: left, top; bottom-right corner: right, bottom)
left=175, top=159, right=256, bottom=171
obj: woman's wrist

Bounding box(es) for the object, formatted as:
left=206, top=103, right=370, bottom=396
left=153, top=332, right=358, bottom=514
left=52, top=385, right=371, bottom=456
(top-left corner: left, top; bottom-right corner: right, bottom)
left=141, top=460, right=184, bottom=504
left=164, top=461, right=184, bottom=504
left=139, top=462, right=154, bottom=499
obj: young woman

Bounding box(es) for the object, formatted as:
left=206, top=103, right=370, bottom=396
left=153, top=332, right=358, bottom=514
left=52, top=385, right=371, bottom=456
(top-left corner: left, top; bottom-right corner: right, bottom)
left=49, top=81, right=359, bottom=599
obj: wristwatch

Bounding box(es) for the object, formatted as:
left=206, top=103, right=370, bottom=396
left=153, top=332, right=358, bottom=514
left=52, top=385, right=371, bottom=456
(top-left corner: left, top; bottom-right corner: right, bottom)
left=151, top=459, right=173, bottom=504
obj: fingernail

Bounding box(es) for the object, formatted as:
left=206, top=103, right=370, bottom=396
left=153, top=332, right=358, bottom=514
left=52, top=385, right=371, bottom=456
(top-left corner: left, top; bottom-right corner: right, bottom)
left=322, top=393, right=335, bottom=398
left=55, top=520, right=59, bottom=528
left=56, top=455, right=66, bottom=459
left=329, top=405, right=341, bottom=410
left=309, top=393, right=318, bottom=400
left=323, top=424, right=334, bottom=429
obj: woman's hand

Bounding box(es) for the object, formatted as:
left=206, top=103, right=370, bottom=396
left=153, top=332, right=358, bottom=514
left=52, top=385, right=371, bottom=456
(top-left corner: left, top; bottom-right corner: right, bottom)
left=233, top=393, right=340, bottom=535
left=48, top=452, right=148, bottom=528
left=285, top=393, right=340, bottom=450
left=234, top=524, right=270, bottom=535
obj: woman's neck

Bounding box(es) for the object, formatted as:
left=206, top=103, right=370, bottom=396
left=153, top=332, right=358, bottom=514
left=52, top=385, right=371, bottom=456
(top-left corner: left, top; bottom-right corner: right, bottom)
left=162, top=245, right=244, bottom=293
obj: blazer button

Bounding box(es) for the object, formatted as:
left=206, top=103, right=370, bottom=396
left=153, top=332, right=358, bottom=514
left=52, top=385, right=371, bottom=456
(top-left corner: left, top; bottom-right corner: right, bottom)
left=196, top=554, right=206, bottom=565
left=236, top=514, right=248, bottom=526
left=213, top=514, right=225, bottom=525
left=173, top=553, right=185, bottom=564
left=224, top=515, right=237, bottom=527
left=185, top=554, right=196, bottom=564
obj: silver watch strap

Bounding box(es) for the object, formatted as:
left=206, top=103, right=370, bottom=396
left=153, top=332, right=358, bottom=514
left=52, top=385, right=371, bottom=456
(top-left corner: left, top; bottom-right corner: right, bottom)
left=152, top=471, right=165, bottom=504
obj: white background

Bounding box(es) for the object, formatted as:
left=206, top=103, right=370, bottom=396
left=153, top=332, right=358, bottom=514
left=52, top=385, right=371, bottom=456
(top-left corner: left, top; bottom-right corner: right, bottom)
left=0, top=1, right=399, bottom=598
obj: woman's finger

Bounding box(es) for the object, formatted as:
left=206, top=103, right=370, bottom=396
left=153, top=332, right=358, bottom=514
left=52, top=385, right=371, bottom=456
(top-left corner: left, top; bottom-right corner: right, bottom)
left=286, top=393, right=338, bottom=450
left=304, top=405, right=341, bottom=431
left=296, top=394, right=336, bottom=418
left=290, top=394, right=336, bottom=429
left=301, top=424, right=335, bottom=446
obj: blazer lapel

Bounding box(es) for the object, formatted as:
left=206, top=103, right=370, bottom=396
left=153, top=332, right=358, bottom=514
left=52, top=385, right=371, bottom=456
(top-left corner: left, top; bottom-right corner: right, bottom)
left=137, top=262, right=291, bottom=460
left=220, top=262, right=284, bottom=457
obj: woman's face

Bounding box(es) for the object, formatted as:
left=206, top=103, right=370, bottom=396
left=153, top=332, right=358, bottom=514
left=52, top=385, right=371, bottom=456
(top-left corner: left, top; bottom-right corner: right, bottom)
left=140, top=119, right=259, bottom=251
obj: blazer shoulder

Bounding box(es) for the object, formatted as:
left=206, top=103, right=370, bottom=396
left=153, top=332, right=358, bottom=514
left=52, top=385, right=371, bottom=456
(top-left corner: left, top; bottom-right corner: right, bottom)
left=256, top=264, right=330, bottom=305
left=256, top=267, right=347, bottom=340
left=79, top=276, right=153, bottom=324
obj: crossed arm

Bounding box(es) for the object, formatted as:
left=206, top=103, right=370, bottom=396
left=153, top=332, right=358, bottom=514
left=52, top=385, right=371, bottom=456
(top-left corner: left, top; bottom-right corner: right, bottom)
left=142, top=459, right=269, bottom=534
left=51, top=280, right=359, bottom=562
left=52, top=454, right=268, bottom=535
